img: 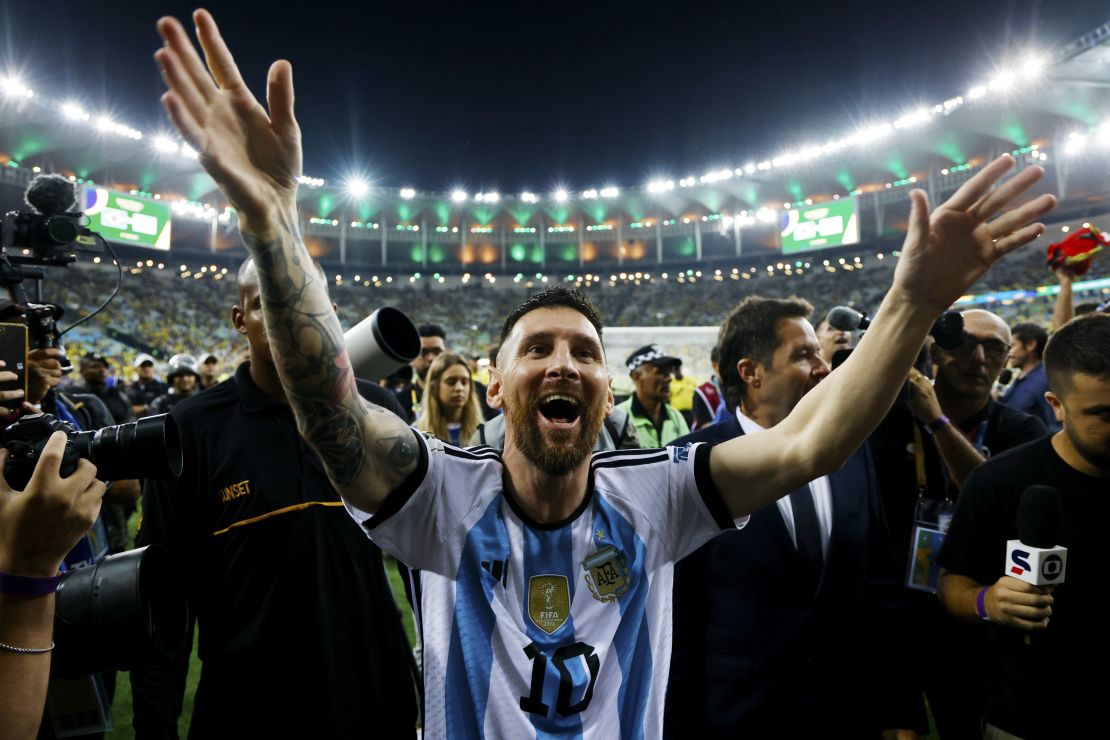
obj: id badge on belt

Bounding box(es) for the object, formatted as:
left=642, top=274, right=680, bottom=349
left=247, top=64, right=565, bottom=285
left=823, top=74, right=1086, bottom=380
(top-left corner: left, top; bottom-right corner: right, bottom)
left=905, top=495, right=956, bottom=593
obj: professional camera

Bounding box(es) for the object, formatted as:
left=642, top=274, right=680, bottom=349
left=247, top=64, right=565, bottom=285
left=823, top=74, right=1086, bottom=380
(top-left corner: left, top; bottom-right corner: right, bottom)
left=1, top=412, right=183, bottom=490
left=0, top=174, right=112, bottom=374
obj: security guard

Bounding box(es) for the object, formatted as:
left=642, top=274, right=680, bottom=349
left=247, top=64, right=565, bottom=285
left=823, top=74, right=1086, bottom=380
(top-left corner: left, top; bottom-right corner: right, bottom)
left=131, top=259, right=419, bottom=738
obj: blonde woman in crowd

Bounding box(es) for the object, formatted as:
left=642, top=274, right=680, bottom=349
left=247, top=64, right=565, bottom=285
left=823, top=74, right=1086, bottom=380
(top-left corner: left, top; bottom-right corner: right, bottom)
left=415, top=353, right=483, bottom=446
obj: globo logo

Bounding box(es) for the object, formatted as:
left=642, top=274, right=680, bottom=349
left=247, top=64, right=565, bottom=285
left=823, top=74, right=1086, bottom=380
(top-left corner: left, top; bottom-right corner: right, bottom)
left=1041, top=554, right=1064, bottom=582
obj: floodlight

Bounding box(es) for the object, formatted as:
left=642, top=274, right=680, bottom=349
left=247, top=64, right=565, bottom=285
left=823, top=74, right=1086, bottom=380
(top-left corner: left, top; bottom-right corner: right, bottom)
left=554, top=188, right=569, bottom=203
left=520, top=191, right=538, bottom=203
left=62, top=102, right=90, bottom=121
left=400, top=187, right=416, bottom=199
left=451, top=189, right=468, bottom=203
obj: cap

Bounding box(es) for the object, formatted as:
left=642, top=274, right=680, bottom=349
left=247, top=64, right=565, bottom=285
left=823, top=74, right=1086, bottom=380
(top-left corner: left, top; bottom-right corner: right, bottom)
left=133, top=353, right=156, bottom=369
left=199, top=352, right=219, bottom=364
left=625, top=344, right=681, bottom=374
left=81, top=351, right=110, bottom=368
left=166, top=353, right=200, bottom=380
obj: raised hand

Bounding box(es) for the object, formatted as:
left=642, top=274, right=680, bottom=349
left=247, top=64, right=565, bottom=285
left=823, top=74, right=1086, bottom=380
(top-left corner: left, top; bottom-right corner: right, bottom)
left=894, top=155, right=1056, bottom=314
left=154, top=9, right=301, bottom=237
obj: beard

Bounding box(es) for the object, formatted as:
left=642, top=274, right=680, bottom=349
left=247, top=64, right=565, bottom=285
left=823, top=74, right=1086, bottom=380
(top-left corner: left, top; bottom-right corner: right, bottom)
left=1066, top=423, right=1110, bottom=473
left=505, top=385, right=607, bottom=476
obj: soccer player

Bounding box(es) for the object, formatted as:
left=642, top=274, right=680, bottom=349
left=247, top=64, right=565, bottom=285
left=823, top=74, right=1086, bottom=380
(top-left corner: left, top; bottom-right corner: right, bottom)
left=153, top=10, right=1055, bottom=736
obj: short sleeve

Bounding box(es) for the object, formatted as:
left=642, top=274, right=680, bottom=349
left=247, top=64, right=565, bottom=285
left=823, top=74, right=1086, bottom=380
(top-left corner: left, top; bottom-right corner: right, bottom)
left=592, top=442, right=742, bottom=566
left=936, top=468, right=1005, bottom=585
left=342, top=430, right=503, bottom=575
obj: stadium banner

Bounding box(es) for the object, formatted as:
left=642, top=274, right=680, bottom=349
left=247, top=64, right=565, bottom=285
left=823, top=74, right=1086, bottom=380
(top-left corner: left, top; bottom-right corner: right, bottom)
left=82, top=187, right=172, bottom=250
left=780, top=199, right=859, bottom=253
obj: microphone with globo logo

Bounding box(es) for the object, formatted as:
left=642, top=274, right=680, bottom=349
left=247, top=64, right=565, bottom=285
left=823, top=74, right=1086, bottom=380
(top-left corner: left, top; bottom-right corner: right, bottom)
left=1005, top=485, right=1065, bottom=643
left=1006, top=485, right=1067, bottom=588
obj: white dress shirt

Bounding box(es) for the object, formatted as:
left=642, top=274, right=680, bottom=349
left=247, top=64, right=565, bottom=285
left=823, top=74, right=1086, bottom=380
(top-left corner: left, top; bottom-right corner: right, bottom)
left=736, top=408, right=833, bottom=556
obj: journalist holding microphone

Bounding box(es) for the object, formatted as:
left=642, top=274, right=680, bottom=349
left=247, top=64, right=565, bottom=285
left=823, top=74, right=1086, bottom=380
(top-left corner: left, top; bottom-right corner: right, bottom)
left=937, top=313, right=1110, bottom=739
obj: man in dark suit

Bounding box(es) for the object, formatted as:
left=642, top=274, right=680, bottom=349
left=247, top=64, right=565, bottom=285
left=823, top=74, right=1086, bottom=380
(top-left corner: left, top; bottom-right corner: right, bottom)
left=664, top=296, right=924, bottom=739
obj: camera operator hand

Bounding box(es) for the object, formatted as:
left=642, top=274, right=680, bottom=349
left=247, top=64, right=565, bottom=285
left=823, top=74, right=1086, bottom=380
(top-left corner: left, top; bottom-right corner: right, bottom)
left=905, top=367, right=942, bottom=424
left=26, top=348, right=66, bottom=405
left=0, top=361, right=25, bottom=407
left=0, top=431, right=105, bottom=578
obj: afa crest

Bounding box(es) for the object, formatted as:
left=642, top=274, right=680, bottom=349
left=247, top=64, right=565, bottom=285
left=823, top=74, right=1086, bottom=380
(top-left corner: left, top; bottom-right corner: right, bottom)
left=528, top=575, right=570, bottom=635
left=582, top=545, right=632, bottom=602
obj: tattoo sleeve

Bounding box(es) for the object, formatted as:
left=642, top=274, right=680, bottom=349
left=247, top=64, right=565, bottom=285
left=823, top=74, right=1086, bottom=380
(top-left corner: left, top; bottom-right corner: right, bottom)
left=241, top=211, right=416, bottom=503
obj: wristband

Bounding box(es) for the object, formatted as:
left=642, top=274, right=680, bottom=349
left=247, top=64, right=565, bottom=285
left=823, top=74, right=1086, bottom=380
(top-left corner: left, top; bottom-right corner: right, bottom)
left=976, top=586, right=991, bottom=621
left=0, top=570, right=61, bottom=597
left=924, top=414, right=950, bottom=435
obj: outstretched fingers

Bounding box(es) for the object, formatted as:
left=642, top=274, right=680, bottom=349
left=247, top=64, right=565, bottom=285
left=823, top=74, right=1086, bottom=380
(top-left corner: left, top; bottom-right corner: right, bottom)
left=993, top=222, right=1046, bottom=259
left=942, top=154, right=1015, bottom=213
left=160, top=91, right=205, bottom=148
left=155, top=47, right=208, bottom=135
left=156, top=16, right=217, bottom=102
left=267, top=60, right=298, bottom=138
left=193, top=9, right=248, bottom=91
left=987, top=193, right=1057, bottom=239
left=968, top=164, right=1045, bottom=223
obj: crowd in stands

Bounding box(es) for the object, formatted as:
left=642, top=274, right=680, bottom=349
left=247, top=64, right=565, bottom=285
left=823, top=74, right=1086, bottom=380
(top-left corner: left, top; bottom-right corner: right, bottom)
left=54, top=239, right=1105, bottom=378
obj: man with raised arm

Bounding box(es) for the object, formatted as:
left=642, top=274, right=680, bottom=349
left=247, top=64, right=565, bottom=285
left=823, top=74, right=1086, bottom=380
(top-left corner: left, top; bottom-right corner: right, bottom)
left=153, top=10, right=1055, bottom=737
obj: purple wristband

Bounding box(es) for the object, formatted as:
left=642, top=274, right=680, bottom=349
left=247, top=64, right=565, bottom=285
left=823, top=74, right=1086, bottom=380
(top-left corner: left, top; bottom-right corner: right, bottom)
left=0, top=571, right=61, bottom=597
left=925, top=414, right=951, bottom=435
left=976, top=586, right=991, bottom=621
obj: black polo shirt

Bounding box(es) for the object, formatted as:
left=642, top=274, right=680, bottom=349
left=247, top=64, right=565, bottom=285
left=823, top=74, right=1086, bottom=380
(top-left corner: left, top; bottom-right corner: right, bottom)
left=869, top=399, right=1047, bottom=578
left=133, top=362, right=418, bottom=738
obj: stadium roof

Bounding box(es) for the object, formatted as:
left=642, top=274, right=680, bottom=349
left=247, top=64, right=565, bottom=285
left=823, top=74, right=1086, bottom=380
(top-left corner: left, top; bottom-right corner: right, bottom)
left=2, top=23, right=1109, bottom=221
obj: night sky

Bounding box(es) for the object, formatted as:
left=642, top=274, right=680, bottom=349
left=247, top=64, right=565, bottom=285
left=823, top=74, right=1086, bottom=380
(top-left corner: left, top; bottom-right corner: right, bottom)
left=2, top=0, right=1106, bottom=192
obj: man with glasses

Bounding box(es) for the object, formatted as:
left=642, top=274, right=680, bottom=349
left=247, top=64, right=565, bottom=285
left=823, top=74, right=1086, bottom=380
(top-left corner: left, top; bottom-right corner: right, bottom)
left=870, top=308, right=1048, bottom=738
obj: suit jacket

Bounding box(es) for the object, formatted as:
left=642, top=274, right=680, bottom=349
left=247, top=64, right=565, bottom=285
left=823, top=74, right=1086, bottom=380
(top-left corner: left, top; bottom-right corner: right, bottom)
left=664, top=417, right=925, bottom=738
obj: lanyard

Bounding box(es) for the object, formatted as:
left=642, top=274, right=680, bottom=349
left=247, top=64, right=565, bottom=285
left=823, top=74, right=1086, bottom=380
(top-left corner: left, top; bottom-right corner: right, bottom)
left=913, top=417, right=989, bottom=500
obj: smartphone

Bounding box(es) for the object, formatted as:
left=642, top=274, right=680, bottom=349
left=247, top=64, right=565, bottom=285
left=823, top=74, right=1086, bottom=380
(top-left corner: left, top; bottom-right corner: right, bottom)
left=0, top=322, right=28, bottom=411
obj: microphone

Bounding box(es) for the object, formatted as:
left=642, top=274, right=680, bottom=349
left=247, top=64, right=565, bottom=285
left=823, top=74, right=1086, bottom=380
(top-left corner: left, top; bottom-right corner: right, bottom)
left=998, top=368, right=1014, bottom=386
left=1006, top=485, right=1067, bottom=587
left=826, top=306, right=870, bottom=332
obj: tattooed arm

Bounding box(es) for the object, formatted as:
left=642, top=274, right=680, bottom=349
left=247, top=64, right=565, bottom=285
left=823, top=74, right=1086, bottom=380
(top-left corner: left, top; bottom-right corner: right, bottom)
left=154, top=10, right=415, bottom=510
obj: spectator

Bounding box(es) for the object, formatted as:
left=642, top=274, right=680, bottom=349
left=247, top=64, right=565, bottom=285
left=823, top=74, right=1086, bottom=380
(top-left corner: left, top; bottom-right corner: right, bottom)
left=407, top=323, right=446, bottom=418
left=690, top=345, right=725, bottom=431
left=815, top=316, right=853, bottom=365
left=71, top=352, right=136, bottom=425
left=667, top=363, right=697, bottom=427
left=127, top=354, right=167, bottom=418
left=197, top=353, right=221, bottom=390
left=616, top=344, right=689, bottom=447
left=1003, top=322, right=1058, bottom=429
left=130, top=257, right=419, bottom=738
left=148, top=354, right=200, bottom=416
left=416, top=352, right=483, bottom=446
left=937, top=313, right=1110, bottom=739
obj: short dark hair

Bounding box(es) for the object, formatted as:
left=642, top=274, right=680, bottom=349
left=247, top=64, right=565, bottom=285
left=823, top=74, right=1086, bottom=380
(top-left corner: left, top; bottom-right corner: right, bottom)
left=499, top=287, right=604, bottom=349
left=717, top=296, right=813, bottom=409
left=1044, top=314, right=1110, bottom=395
left=710, top=345, right=719, bottom=364
left=418, top=323, right=447, bottom=340
left=1012, top=322, right=1048, bottom=358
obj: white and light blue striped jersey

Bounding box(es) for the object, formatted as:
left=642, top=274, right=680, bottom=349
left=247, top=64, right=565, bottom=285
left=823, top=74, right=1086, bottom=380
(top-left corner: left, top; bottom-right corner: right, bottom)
left=345, top=432, right=737, bottom=739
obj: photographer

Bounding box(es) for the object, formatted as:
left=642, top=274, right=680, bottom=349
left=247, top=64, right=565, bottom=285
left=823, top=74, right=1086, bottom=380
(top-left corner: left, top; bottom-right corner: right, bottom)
left=870, top=308, right=1048, bottom=738
left=0, top=431, right=106, bottom=740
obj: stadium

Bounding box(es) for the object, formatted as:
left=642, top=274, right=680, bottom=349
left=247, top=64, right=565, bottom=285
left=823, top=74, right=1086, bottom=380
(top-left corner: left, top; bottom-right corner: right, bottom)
left=2, top=23, right=1109, bottom=382
left=2, top=5, right=1110, bottom=739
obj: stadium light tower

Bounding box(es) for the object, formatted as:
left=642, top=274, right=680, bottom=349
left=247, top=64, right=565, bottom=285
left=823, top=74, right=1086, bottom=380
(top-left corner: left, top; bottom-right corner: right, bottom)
left=520, top=191, right=538, bottom=203
left=451, top=189, right=468, bottom=203
left=1, top=76, right=33, bottom=98
left=346, top=178, right=370, bottom=198
left=554, top=188, right=569, bottom=204
left=62, top=102, right=90, bottom=121
left=400, top=187, right=416, bottom=199
left=153, top=135, right=179, bottom=154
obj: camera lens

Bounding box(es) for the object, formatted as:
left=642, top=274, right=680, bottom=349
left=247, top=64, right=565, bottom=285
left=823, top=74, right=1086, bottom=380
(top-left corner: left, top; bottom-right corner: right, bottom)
left=43, top=215, right=79, bottom=245
left=82, top=414, right=183, bottom=481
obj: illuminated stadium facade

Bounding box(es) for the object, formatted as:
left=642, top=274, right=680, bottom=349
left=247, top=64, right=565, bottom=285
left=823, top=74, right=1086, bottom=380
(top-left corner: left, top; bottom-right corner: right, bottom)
left=2, top=22, right=1110, bottom=279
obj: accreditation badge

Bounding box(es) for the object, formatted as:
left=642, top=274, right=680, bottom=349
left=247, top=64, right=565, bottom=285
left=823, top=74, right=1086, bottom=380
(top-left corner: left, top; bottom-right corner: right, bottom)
left=905, top=497, right=957, bottom=593
left=582, top=545, right=631, bottom=602
left=528, top=575, right=570, bottom=635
